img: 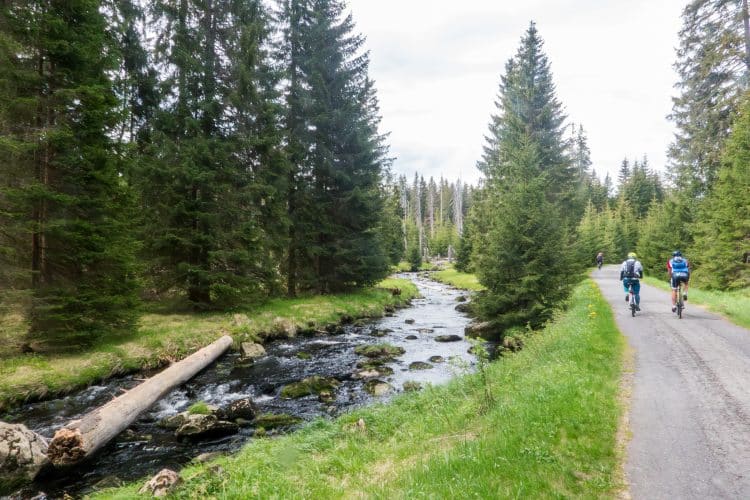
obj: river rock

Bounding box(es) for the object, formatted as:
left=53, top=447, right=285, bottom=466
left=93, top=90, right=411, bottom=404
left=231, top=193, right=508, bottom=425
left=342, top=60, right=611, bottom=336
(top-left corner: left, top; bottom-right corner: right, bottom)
left=408, top=361, right=432, bottom=370
left=435, top=334, right=463, bottom=342
left=318, top=390, right=335, bottom=403
left=455, top=295, right=467, bottom=302
left=174, top=415, right=238, bottom=438
left=464, top=321, right=499, bottom=339
left=138, top=468, right=181, bottom=497
left=369, top=328, right=388, bottom=337
left=240, top=342, right=266, bottom=361
left=405, top=335, right=418, bottom=340
left=502, top=336, right=524, bottom=352
left=404, top=318, right=415, bottom=324
left=364, top=380, right=393, bottom=396
left=253, top=413, right=302, bottom=429
left=416, top=328, right=434, bottom=334
left=353, top=368, right=381, bottom=379
left=0, top=422, right=49, bottom=485
left=158, top=412, right=189, bottom=429
left=279, top=375, right=340, bottom=399
left=428, top=355, right=445, bottom=363
left=354, top=344, right=405, bottom=360
left=219, top=398, right=258, bottom=421
left=402, top=381, right=423, bottom=392
left=270, top=317, right=298, bottom=338
left=455, top=303, right=472, bottom=313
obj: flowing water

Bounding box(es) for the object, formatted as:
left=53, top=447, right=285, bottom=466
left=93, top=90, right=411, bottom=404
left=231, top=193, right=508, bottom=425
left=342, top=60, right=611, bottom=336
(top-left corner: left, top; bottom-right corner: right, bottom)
left=3, top=273, right=476, bottom=499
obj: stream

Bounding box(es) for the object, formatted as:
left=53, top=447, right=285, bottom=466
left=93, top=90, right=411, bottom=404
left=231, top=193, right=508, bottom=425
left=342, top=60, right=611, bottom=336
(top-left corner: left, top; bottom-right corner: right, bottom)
left=3, top=273, right=476, bottom=499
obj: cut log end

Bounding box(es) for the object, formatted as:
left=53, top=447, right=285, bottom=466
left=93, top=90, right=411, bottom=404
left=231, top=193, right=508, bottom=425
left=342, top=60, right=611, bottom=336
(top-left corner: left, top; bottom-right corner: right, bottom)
left=47, top=428, right=86, bottom=466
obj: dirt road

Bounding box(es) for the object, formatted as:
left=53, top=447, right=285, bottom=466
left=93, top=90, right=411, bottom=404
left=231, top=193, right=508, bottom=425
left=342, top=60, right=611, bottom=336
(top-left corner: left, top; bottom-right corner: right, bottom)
left=593, top=266, right=750, bottom=499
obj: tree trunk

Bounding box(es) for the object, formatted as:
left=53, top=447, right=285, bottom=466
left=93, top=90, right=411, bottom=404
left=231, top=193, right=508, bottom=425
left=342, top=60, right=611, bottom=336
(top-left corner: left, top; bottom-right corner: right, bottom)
left=743, top=0, right=750, bottom=71
left=46, top=335, right=233, bottom=466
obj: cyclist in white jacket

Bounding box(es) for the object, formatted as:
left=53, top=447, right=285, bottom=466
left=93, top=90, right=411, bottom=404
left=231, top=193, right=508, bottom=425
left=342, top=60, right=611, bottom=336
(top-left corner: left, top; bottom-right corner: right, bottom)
left=620, top=252, right=644, bottom=310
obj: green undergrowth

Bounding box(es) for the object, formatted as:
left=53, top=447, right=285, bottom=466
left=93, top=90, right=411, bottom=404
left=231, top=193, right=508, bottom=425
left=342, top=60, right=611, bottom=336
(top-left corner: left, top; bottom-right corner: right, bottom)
left=96, top=279, right=624, bottom=499
left=643, top=277, right=750, bottom=329
left=0, top=279, right=418, bottom=413
left=432, top=266, right=485, bottom=291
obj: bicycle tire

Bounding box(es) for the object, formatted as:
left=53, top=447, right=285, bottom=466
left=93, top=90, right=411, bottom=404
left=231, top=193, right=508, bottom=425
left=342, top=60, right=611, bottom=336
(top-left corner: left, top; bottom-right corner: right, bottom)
left=677, top=285, right=683, bottom=319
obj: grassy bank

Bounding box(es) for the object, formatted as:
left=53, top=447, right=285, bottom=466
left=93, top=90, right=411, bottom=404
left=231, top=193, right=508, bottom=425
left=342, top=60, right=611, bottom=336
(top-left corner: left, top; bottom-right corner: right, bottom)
left=432, top=266, right=485, bottom=291
left=0, top=278, right=418, bottom=413
left=97, top=279, right=624, bottom=498
left=643, top=277, right=750, bottom=329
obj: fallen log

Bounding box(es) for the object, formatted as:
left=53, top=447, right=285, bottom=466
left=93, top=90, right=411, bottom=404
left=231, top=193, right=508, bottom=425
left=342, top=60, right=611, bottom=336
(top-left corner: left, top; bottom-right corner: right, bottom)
left=47, top=335, right=233, bottom=466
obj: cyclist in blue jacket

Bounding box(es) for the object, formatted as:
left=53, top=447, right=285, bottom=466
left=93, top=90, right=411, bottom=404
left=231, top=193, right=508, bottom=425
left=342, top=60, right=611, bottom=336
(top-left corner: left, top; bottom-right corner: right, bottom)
left=620, top=252, right=644, bottom=310
left=667, top=250, right=690, bottom=313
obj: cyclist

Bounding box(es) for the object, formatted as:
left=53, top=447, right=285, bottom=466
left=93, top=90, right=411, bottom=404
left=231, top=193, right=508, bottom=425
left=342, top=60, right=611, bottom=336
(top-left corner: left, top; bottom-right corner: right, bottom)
left=667, top=250, right=690, bottom=313
left=620, top=252, right=644, bottom=310
left=596, top=252, right=604, bottom=269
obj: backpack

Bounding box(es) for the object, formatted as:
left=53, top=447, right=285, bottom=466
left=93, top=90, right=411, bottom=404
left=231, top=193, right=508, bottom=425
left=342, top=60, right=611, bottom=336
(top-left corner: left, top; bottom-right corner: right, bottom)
left=671, top=256, right=688, bottom=274
left=625, top=259, right=637, bottom=278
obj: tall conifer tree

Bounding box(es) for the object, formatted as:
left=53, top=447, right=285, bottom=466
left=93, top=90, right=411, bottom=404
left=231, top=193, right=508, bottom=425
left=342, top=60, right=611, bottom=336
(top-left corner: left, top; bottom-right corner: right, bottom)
left=0, top=0, right=139, bottom=345
left=474, top=23, right=575, bottom=334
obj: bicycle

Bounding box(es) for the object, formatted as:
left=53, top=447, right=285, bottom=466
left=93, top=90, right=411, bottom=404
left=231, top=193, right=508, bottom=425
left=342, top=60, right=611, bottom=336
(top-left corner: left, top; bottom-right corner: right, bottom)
left=597, top=260, right=603, bottom=270
left=675, top=281, right=685, bottom=319
left=628, top=281, right=638, bottom=317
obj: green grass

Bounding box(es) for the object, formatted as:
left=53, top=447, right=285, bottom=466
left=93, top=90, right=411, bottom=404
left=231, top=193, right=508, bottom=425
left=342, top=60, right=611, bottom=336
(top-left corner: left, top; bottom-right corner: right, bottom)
left=643, top=277, right=750, bottom=329
left=0, top=279, right=418, bottom=413
left=432, top=266, right=485, bottom=291
left=95, top=279, right=624, bottom=499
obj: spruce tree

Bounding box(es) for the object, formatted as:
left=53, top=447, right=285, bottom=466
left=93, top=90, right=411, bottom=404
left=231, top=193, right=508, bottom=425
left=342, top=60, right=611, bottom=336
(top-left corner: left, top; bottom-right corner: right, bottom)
left=691, top=95, right=750, bottom=289
left=474, top=23, right=575, bottom=334
left=281, top=0, right=389, bottom=292
left=669, top=0, right=750, bottom=198
left=0, top=0, right=139, bottom=346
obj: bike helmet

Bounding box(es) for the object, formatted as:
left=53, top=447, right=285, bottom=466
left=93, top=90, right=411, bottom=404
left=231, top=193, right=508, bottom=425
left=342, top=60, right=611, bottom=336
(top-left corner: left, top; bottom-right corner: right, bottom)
left=672, top=250, right=682, bottom=257
left=627, top=252, right=637, bottom=259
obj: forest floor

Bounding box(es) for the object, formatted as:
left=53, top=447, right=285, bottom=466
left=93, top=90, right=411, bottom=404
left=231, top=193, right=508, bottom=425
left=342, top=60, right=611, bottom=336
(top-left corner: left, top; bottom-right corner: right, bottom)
left=94, top=278, right=625, bottom=499
left=0, top=278, right=418, bottom=413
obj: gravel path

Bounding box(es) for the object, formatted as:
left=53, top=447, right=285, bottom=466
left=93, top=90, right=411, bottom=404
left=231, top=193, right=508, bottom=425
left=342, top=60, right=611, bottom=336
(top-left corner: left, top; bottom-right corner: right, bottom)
left=593, top=266, right=750, bottom=499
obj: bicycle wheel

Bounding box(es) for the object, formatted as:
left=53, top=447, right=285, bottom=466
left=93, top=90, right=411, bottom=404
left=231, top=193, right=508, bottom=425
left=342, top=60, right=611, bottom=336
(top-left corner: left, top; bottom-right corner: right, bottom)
left=677, top=285, right=683, bottom=319
left=630, top=291, right=636, bottom=317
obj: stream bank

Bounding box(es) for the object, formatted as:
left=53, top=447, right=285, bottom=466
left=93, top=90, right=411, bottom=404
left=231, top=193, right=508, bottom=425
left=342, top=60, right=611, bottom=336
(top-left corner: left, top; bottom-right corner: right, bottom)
left=3, top=273, right=476, bottom=499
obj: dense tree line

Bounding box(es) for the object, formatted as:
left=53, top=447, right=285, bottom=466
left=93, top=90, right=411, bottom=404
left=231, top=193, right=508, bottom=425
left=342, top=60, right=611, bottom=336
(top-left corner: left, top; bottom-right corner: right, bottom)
left=579, top=0, right=750, bottom=289
left=381, top=174, right=473, bottom=271
left=0, top=0, right=392, bottom=348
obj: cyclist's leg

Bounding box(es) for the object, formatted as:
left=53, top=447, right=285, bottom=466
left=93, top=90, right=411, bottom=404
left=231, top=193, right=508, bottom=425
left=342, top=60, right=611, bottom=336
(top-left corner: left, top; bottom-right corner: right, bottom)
left=623, top=278, right=630, bottom=301
left=670, top=276, right=678, bottom=311
left=683, top=275, right=689, bottom=299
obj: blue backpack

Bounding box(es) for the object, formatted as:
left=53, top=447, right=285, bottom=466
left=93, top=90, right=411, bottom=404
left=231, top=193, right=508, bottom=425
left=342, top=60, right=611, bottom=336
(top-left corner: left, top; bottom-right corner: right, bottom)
left=671, top=256, right=688, bottom=275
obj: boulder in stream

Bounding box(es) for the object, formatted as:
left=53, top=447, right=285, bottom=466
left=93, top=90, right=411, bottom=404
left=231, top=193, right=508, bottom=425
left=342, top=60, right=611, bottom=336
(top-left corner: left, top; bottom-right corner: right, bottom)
left=253, top=413, right=302, bottom=429
left=354, top=343, right=405, bottom=360
left=0, top=422, right=49, bottom=487
left=138, top=468, right=181, bottom=497
left=240, top=342, right=266, bottom=361
left=464, top=321, right=499, bottom=339
left=218, top=397, right=258, bottom=421
left=408, top=361, right=433, bottom=371
left=405, top=335, right=418, bottom=340
left=174, top=414, right=239, bottom=439
left=428, top=355, right=445, bottom=363
left=404, top=318, right=415, bottom=324
left=435, top=334, right=463, bottom=342
left=364, top=379, right=393, bottom=396
left=455, top=303, right=472, bottom=313
left=279, top=375, right=340, bottom=399
left=402, top=381, right=423, bottom=392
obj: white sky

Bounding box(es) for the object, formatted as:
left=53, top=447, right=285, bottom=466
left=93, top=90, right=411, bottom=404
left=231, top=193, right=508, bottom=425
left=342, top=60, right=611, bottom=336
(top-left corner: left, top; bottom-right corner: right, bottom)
left=348, top=0, right=685, bottom=185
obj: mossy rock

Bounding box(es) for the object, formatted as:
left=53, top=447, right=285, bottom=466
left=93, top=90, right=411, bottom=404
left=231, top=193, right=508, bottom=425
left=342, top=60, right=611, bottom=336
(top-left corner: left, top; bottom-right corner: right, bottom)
left=279, top=376, right=340, bottom=399
left=408, top=361, right=432, bottom=371
left=402, top=381, right=423, bottom=392
left=354, top=343, right=405, bottom=359
left=253, top=413, right=302, bottom=429
left=364, top=379, right=393, bottom=396
left=435, top=334, right=463, bottom=343
left=428, top=355, right=445, bottom=363
left=296, top=351, right=312, bottom=360
left=187, top=401, right=214, bottom=415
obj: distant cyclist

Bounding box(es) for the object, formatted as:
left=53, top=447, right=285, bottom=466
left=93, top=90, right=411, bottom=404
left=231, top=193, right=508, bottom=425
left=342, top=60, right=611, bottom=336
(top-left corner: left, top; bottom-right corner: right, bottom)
left=620, top=252, right=644, bottom=310
left=596, top=252, right=604, bottom=269
left=667, top=250, right=690, bottom=313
